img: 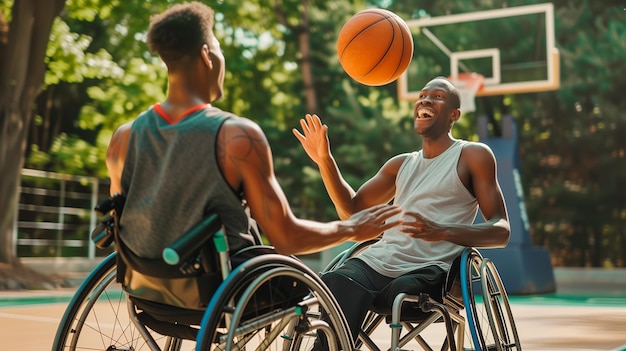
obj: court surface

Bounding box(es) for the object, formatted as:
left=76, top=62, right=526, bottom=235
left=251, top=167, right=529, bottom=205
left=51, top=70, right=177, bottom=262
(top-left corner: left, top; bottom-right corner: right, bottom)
left=1, top=289, right=626, bottom=350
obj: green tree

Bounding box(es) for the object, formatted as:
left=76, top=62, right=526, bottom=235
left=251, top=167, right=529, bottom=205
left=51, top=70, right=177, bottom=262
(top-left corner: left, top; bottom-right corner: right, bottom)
left=0, top=0, right=66, bottom=265
left=12, top=0, right=625, bottom=272
left=29, top=0, right=415, bottom=225
left=0, top=0, right=156, bottom=275
left=520, top=0, right=626, bottom=267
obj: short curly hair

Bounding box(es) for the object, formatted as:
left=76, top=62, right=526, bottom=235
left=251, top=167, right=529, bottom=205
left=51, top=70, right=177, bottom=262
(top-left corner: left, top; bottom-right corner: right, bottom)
left=147, top=2, right=215, bottom=66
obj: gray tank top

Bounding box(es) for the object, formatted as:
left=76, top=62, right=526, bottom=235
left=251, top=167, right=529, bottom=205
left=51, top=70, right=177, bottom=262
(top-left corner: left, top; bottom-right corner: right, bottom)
left=357, top=140, right=478, bottom=277
left=119, top=104, right=255, bottom=259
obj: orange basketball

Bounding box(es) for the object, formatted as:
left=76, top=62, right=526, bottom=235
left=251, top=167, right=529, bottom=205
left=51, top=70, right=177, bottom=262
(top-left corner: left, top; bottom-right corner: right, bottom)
left=337, top=8, right=413, bottom=86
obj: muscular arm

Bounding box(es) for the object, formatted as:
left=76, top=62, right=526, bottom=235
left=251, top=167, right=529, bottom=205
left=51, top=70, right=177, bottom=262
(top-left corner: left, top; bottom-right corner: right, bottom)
left=105, top=122, right=133, bottom=196
left=219, top=117, right=402, bottom=255
left=314, top=152, right=402, bottom=220
left=293, top=114, right=402, bottom=219
left=460, top=143, right=511, bottom=247
left=402, top=143, right=510, bottom=248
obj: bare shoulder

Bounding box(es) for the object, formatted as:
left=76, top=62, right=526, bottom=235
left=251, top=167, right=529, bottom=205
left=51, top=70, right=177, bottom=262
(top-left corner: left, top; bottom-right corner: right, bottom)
left=107, top=121, right=134, bottom=157
left=381, top=153, right=410, bottom=175
left=112, top=120, right=133, bottom=139
left=461, top=141, right=496, bottom=163
left=219, top=116, right=270, bottom=160
left=461, top=141, right=496, bottom=169
left=221, top=116, right=266, bottom=139
left=106, top=121, right=135, bottom=194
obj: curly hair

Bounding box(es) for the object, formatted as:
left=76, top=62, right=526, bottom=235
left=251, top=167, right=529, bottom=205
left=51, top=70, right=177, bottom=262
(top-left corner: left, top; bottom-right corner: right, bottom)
left=147, top=2, right=215, bottom=66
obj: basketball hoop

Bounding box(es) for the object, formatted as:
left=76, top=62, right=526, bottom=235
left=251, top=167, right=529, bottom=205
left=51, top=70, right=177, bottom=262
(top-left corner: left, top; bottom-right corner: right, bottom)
left=448, top=72, right=484, bottom=113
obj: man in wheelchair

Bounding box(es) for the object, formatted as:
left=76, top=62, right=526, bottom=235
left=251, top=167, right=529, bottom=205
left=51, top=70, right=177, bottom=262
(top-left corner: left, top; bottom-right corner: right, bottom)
left=293, top=77, right=511, bottom=348
left=103, top=1, right=403, bottom=309
left=71, top=1, right=405, bottom=348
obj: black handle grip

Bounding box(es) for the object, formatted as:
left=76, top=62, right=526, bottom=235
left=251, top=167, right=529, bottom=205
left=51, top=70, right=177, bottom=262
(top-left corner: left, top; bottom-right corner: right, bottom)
left=91, top=218, right=115, bottom=249
left=162, top=213, right=222, bottom=266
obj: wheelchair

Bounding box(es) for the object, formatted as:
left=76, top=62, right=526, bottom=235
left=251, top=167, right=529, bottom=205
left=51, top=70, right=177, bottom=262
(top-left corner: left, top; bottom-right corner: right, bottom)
left=52, top=196, right=353, bottom=351
left=323, top=239, right=522, bottom=351
left=52, top=195, right=521, bottom=351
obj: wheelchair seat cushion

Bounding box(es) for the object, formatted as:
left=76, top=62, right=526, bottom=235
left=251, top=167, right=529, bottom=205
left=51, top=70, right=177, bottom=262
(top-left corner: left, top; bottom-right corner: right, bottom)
left=131, top=296, right=203, bottom=340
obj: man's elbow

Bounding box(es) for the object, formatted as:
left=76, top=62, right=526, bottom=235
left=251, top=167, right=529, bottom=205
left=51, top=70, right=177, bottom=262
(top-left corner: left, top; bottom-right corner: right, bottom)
left=497, top=221, right=511, bottom=248
left=270, top=238, right=299, bottom=256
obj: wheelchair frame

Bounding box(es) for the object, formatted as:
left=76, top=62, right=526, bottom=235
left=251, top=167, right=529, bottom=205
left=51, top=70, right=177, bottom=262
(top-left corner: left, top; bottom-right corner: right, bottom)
left=325, top=240, right=522, bottom=351
left=52, top=197, right=354, bottom=351
left=52, top=195, right=521, bottom=351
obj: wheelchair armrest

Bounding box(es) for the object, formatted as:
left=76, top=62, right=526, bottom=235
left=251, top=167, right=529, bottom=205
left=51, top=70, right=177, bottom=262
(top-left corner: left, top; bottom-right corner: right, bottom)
left=162, top=213, right=224, bottom=266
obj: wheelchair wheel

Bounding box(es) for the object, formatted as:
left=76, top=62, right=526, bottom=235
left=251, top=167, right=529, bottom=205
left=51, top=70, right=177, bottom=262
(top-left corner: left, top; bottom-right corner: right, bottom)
left=481, top=258, right=522, bottom=350
left=460, top=248, right=521, bottom=351
left=197, top=254, right=352, bottom=351
left=52, top=253, right=193, bottom=351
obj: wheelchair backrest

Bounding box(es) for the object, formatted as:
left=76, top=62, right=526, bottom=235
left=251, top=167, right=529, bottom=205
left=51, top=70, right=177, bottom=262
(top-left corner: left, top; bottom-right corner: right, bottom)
left=92, top=195, right=241, bottom=310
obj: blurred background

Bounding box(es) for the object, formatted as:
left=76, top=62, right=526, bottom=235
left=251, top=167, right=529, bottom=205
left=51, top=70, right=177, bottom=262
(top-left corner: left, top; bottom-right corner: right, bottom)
left=0, top=0, right=624, bottom=291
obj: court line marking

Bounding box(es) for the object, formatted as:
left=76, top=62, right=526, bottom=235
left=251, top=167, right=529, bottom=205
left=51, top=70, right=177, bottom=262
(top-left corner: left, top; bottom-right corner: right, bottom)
left=0, top=312, right=59, bottom=323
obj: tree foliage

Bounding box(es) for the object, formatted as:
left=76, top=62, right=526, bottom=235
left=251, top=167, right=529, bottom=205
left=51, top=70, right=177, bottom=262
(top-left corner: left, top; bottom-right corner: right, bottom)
left=2, top=0, right=624, bottom=267
left=518, top=0, right=626, bottom=267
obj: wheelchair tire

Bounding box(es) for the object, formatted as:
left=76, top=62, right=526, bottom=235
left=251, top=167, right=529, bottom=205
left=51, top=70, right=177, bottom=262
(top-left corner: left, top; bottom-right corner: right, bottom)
left=480, top=258, right=522, bottom=350
left=52, top=253, right=191, bottom=351
left=196, top=254, right=352, bottom=351
left=461, top=248, right=522, bottom=351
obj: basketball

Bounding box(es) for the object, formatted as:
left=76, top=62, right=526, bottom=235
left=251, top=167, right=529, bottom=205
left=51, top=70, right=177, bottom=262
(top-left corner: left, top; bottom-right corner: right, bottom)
left=337, top=8, right=413, bottom=86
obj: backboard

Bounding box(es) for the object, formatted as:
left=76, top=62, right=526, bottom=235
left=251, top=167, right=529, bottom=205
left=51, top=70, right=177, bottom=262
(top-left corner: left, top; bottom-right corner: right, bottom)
left=398, top=3, right=559, bottom=101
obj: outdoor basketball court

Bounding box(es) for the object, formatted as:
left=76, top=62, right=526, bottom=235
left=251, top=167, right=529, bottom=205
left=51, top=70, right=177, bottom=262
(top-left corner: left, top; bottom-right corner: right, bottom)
left=1, top=289, right=626, bottom=350
left=1, top=3, right=621, bottom=351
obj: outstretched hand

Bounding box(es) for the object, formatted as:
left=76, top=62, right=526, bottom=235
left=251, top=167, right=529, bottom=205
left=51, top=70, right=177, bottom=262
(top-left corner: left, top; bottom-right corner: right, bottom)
left=292, top=114, right=331, bottom=164
left=400, top=212, right=446, bottom=242
left=347, top=204, right=403, bottom=242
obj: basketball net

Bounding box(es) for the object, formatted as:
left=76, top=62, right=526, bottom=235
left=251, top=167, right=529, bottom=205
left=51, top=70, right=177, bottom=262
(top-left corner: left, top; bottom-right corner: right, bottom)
left=448, top=72, right=484, bottom=113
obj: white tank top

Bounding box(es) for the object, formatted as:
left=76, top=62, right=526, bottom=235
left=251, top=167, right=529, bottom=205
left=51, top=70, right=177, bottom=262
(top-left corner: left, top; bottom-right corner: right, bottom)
left=357, top=140, right=478, bottom=277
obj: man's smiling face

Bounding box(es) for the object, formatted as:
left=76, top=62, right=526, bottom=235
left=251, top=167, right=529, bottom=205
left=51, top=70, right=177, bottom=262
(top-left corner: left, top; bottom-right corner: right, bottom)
left=413, top=78, right=461, bottom=137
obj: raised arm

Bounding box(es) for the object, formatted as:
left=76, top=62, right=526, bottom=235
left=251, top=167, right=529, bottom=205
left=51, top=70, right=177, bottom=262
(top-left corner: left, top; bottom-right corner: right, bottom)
left=293, top=114, right=402, bottom=219
left=219, top=117, right=402, bottom=255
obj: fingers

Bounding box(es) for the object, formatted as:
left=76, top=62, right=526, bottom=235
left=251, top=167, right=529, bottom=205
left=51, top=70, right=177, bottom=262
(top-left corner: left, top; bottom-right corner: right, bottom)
left=402, top=211, right=422, bottom=221
left=369, top=204, right=403, bottom=229
left=292, top=128, right=304, bottom=142
left=381, top=217, right=403, bottom=230
left=301, top=116, right=312, bottom=131
left=372, top=204, right=403, bottom=218
left=396, top=211, right=425, bottom=236
left=399, top=223, right=425, bottom=234
left=293, top=114, right=320, bottom=139
left=293, top=114, right=317, bottom=141
left=301, top=114, right=324, bottom=133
